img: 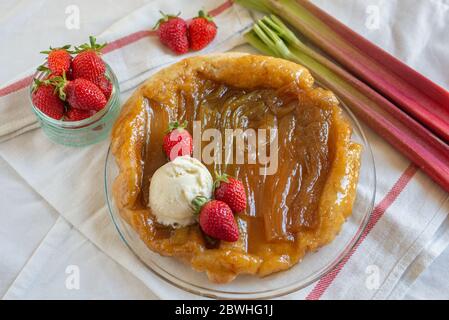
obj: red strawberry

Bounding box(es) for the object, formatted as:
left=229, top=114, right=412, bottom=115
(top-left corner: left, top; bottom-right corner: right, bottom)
left=189, top=10, right=217, bottom=51
left=65, top=108, right=96, bottom=121
left=162, top=121, right=193, bottom=160
left=31, top=81, right=64, bottom=120
left=65, top=78, right=107, bottom=111
left=214, top=173, right=247, bottom=213
left=154, top=12, right=189, bottom=54
left=50, top=74, right=107, bottom=111
left=94, top=75, right=112, bottom=100
left=193, top=197, right=239, bottom=242
left=72, top=36, right=107, bottom=83
left=40, top=45, right=72, bottom=76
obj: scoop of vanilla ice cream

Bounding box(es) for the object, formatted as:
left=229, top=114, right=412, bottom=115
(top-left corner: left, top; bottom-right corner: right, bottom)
left=149, top=156, right=213, bottom=227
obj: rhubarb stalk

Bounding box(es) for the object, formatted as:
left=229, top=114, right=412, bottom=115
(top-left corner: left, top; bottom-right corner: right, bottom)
left=244, top=16, right=449, bottom=193
left=236, top=0, right=449, bottom=144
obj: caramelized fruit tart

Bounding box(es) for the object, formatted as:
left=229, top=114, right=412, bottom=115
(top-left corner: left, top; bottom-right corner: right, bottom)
left=111, top=53, right=361, bottom=283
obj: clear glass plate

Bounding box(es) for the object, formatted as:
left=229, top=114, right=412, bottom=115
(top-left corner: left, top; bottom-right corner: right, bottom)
left=104, top=101, right=376, bottom=299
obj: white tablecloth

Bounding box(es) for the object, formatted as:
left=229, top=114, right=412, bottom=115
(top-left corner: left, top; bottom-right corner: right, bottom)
left=1, top=0, right=449, bottom=299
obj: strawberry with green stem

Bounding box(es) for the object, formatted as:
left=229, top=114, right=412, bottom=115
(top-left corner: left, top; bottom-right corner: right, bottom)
left=72, top=36, right=113, bottom=99
left=50, top=72, right=107, bottom=112
left=154, top=11, right=189, bottom=54
left=72, top=36, right=107, bottom=83
left=162, top=121, right=193, bottom=160
left=31, top=79, right=65, bottom=120
left=214, top=172, right=247, bottom=213
left=40, top=45, right=73, bottom=77
left=192, top=196, right=239, bottom=242
left=189, top=10, right=217, bottom=51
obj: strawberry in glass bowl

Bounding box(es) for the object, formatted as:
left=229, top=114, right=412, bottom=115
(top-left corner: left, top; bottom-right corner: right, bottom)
left=30, top=36, right=120, bottom=147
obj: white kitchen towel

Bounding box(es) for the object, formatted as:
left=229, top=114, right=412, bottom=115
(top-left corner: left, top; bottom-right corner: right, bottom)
left=2, top=216, right=160, bottom=300
left=1, top=0, right=449, bottom=299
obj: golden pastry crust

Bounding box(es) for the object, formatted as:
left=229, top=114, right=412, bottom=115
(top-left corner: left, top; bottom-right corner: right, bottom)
left=111, top=53, right=361, bottom=283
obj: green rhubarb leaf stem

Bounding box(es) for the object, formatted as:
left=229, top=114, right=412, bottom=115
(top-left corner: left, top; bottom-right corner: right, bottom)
left=243, top=31, right=277, bottom=56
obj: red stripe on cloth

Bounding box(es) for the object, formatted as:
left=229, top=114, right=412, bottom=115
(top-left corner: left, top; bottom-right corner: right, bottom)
left=209, top=0, right=234, bottom=16
left=306, top=163, right=419, bottom=300
left=0, top=75, right=34, bottom=97
left=102, top=30, right=156, bottom=54
left=0, top=0, right=234, bottom=98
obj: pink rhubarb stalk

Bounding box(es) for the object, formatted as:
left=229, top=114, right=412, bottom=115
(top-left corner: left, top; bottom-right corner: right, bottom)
left=238, top=0, right=449, bottom=144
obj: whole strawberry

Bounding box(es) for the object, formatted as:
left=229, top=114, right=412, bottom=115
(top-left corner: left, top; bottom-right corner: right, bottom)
left=40, top=45, right=72, bottom=76
left=65, top=108, right=96, bottom=121
left=162, top=121, right=193, bottom=160
left=189, top=10, right=217, bottom=51
left=50, top=75, right=107, bottom=111
left=72, top=36, right=107, bottom=83
left=193, top=197, right=239, bottom=242
left=214, top=173, right=247, bottom=213
left=154, top=12, right=189, bottom=54
left=32, top=81, right=64, bottom=120
left=65, top=78, right=107, bottom=111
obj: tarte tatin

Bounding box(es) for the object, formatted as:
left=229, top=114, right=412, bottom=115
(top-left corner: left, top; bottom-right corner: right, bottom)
left=111, top=53, right=361, bottom=283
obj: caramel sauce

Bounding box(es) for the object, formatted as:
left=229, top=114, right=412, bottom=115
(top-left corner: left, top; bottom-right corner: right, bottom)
left=112, top=54, right=362, bottom=283
left=141, top=79, right=345, bottom=258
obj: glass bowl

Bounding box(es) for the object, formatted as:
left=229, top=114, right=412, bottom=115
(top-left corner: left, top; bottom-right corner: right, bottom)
left=104, top=101, right=376, bottom=299
left=29, top=63, right=120, bottom=147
